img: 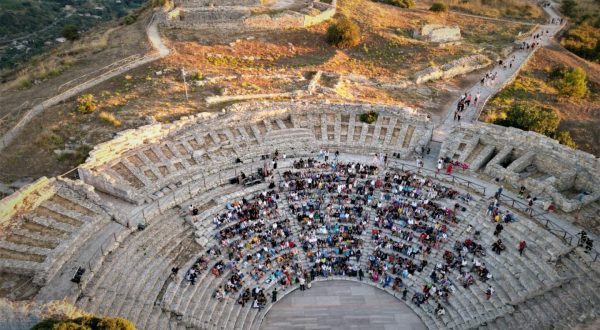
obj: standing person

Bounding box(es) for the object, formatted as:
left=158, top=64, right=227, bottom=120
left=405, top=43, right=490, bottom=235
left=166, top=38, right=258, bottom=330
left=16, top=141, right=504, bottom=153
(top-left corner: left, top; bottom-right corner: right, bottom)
left=446, top=162, right=453, bottom=175
left=495, top=183, right=504, bottom=199
left=494, top=223, right=504, bottom=236
left=518, top=240, right=527, bottom=256
left=402, top=287, right=408, bottom=300
left=299, top=276, right=306, bottom=291
left=485, top=285, right=494, bottom=300
left=525, top=195, right=534, bottom=213
left=474, top=92, right=480, bottom=106
left=272, top=288, right=278, bottom=303
left=437, top=158, right=443, bottom=173
left=358, top=268, right=364, bottom=281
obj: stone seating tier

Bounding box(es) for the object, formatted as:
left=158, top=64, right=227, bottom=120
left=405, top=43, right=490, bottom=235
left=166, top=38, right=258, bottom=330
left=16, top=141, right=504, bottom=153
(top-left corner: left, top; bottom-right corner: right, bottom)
left=93, top=163, right=589, bottom=330
left=0, top=178, right=120, bottom=287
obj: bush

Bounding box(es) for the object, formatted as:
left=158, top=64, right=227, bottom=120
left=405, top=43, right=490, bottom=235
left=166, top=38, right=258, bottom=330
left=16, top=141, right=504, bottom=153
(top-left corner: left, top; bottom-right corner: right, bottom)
left=152, top=0, right=170, bottom=7
left=379, top=0, right=415, bottom=8
left=32, top=316, right=135, bottom=330
left=560, top=24, right=600, bottom=63
left=190, top=71, right=203, bottom=81
left=121, top=15, right=136, bottom=25
left=326, top=18, right=361, bottom=49
left=561, top=0, right=578, bottom=18
left=99, top=111, right=122, bottom=127
left=494, top=103, right=560, bottom=136
left=62, top=24, right=79, bottom=41
left=554, top=130, right=577, bottom=148
left=77, top=94, right=97, bottom=114
left=551, top=66, right=588, bottom=99
left=429, top=2, right=448, bottom=13
left=359, top=111, right=379, bottom=124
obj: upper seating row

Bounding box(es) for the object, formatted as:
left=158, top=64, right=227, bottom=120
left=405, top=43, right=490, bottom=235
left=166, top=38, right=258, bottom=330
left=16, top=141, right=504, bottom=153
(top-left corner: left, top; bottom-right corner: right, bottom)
left=78, top=102, right=432, bottom=207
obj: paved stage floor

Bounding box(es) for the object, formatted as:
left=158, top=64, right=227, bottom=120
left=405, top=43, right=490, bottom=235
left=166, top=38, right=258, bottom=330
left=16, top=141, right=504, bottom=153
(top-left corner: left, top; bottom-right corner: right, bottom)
left=260, top=280, right=427, bottom=330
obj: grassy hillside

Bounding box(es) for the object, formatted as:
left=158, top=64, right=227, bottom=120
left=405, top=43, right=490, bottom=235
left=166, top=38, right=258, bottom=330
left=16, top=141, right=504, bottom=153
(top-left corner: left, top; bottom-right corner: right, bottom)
left=482, top=48, right=600, bottom=156
left=559, top=0, right=600, bottom=63
left=0, top=0, right=146, bottom=70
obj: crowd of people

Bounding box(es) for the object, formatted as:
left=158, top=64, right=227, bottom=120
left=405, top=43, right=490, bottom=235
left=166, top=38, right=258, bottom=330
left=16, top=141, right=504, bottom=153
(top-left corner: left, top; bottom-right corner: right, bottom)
left=169, top=144, right=577, bottom=326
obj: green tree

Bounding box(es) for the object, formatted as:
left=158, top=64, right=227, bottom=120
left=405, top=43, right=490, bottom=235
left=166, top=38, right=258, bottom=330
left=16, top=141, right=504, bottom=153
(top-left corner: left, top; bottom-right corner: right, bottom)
left=552, top=66, right=588, bottom=99
left=62, top=24, right=79, bottom=41
left=326, top=17, right=361, bottom=49
left=494, top=103, right=560, bottom=136
left=429, top=2, right=448, bottom=13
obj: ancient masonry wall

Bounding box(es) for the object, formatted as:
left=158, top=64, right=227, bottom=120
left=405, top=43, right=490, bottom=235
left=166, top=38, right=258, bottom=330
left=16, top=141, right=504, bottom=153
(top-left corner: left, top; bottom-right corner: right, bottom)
left=415, top=54, right=492, bottom=84
left=440, top=122, right=600, bottom=212
left=77, top=101, right=431, bottom=207
left=163, top=0, right=336, bottom=31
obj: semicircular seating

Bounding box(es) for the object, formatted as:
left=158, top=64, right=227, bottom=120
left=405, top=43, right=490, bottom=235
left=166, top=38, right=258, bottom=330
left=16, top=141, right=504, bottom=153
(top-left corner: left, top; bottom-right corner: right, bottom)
left=2, top=101, right=599, bottom=330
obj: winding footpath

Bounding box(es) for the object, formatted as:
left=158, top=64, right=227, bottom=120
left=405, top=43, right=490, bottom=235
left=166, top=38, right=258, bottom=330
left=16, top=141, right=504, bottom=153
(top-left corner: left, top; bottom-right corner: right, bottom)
left=0, top=12, right=170, bottom=152
left=432, top=2, right=565, bottom=142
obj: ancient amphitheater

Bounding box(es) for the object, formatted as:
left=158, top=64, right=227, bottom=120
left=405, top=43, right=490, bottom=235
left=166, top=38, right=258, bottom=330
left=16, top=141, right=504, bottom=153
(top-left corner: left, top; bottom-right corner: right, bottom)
left=0, top=99, right=599, bottom=329
left=1, top=0, right=600, bottom=329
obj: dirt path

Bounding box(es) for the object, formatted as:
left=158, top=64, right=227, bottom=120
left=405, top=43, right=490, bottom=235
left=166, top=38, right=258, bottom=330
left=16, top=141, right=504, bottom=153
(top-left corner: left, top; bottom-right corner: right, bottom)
left=431, top=2, right=565, bottom=142
left=0, top=11, right=170, bottom=152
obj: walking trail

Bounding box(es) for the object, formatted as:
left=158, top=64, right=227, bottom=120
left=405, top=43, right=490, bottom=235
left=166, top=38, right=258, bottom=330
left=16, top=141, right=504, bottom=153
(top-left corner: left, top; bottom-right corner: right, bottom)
left=432, top=2, right=565, bottom=142
left=0, top=11, right=170, bottom=152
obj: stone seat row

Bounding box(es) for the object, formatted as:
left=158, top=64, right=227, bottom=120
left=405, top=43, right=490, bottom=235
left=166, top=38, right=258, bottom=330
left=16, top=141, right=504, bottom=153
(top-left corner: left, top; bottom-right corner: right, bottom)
left=76, top=209, right=198, bottom=329
left=68, top=155, right=596, bottom=330
left=0, top=178, right=118, bottom=287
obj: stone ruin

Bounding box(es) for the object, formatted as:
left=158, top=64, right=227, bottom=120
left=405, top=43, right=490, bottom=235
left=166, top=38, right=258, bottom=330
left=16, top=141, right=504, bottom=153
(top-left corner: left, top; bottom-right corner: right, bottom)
left=440, top=122, right=600, bottom=212
left=78, top=101, right=432, bottom=206
left=1, top=101, right=600, bottom=330
left=413, top=24, right=462, bottom=43
left=414, top=54, right=491, bottom=84
left=163, top=0, right=337, bottom=31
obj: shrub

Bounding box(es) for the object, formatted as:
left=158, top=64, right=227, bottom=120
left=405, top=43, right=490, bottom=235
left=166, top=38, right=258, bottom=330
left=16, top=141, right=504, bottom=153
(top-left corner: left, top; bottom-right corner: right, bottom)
left=554, top=130, right=577, bottom=148
left=561, top=0, right=578, bottom=18
left=379, top=0, right=415, bottom=8
left=121, top=15, right=136, bottom=25
left=494, top=103, right=560, bottom=136
left=98, top=112, right=122, bottom=127
left=429, top=2, right=448, bottom=13
left=77, top=94, right=97, bottom=114
left=62, top=24, right=79, bottom=41
left=152, top=0, right=170, bottom=7
left=17, top=75, right=32, bottom=89
left=326, top=17, right=361, bottom=49
left=551, top=66, right=588, bottom=99
left=359, top=111, right=379, bottom=124
left=190, top=71, right=204, bottom=81
left=32, top=316, right=135, bottom=330
left=560, top=24, right=600, bottom=63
